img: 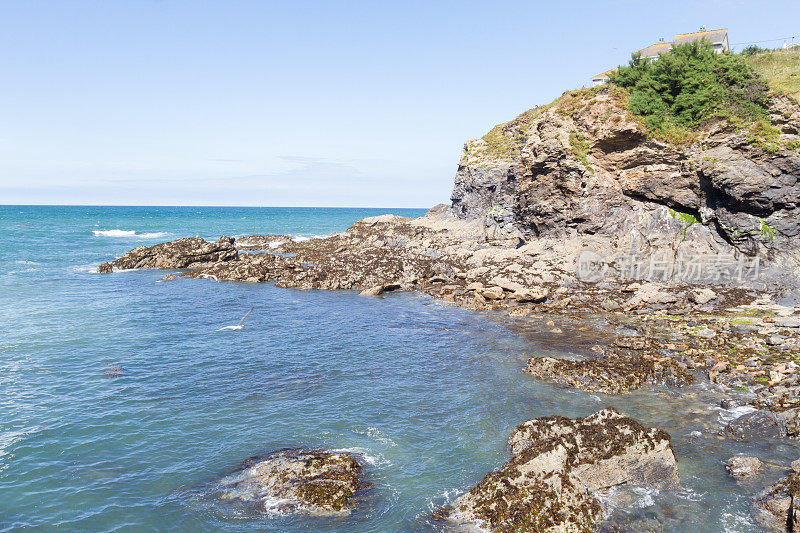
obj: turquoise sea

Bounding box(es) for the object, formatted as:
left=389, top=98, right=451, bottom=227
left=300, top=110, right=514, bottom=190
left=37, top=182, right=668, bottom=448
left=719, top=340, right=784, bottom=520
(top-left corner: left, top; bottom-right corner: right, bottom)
left=1, top=205, right=798, bottom=532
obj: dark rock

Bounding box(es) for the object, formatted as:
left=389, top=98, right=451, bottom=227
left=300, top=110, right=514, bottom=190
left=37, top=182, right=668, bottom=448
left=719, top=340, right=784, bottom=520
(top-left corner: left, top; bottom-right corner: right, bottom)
left=720, top=398, right=746, bottom=410
left=97, top=262, right=113, bottom=273
left=235, top=234, right=292, bottom=250
left=724, top=411, right=785, bottom=441
left=525, top=353, right=693, bottom=394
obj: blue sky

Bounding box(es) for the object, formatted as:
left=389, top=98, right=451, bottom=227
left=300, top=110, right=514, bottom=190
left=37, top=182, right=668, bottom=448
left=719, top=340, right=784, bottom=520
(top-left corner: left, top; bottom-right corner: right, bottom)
left=2, top=0, right=798, bottom=207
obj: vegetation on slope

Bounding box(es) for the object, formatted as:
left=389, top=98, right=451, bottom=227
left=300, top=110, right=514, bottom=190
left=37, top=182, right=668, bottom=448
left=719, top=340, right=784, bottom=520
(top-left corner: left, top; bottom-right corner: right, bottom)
left=744, top=48, right=800, bottom=96
left=608, top=42, right=770, bottom=141
left=471, top=43, right=800, bottom=160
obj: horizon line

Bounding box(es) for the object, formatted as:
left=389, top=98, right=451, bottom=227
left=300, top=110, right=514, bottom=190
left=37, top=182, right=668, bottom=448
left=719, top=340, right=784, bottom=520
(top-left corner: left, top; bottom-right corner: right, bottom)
left=0, top=203, right=434, bottom=210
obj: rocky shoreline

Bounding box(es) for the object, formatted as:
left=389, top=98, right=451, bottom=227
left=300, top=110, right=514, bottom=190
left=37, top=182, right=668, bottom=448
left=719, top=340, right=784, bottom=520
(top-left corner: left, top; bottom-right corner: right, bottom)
left=98, top=216, right=800, bottom=530
left=97, top=86, right=800, bottom=530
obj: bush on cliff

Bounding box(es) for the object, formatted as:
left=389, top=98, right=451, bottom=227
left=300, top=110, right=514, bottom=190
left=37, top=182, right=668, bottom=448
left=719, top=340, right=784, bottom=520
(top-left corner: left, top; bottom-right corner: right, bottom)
left=609, top=41, right=770, bottom=138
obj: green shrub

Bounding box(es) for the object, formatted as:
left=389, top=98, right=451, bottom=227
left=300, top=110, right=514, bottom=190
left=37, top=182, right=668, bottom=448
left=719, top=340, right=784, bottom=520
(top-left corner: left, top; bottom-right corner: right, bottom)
left=741, top=45, right=766, bottom=56
left=609, top=42, right=770, bottom=137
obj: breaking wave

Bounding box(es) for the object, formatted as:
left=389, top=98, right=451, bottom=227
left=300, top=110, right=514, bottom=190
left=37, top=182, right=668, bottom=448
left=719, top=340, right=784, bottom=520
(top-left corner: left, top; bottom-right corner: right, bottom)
left=92, top=229, right=169, bottom=239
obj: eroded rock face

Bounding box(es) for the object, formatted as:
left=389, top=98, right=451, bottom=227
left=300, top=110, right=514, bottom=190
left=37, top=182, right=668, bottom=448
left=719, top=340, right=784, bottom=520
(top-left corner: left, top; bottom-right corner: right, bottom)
left=444, top=409, right=679, bottom=532
left=451, top=89, right=800, bottom=262
left=215, top=449, right=365, bottom=515
left=98, top=236, right=238, bottom=272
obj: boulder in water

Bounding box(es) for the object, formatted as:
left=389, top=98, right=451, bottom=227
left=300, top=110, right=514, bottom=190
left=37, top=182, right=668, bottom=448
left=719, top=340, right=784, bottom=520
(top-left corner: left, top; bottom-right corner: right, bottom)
left=724, top=411, right=785, bottom=441
left=443, top=408, right=680, bottom=532
left=726, top=456, right=763, bottom=480
left=215, top=449, right=365, bottom=515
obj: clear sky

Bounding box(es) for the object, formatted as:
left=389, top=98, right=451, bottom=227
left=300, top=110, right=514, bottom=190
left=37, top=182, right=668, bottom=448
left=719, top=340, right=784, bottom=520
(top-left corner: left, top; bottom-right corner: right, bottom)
left=2, top=0, right=799, bottom=207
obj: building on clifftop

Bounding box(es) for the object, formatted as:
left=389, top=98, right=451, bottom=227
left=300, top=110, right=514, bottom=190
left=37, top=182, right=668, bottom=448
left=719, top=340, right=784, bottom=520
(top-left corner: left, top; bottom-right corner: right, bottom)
left=591, top=68, right=618, bottom=87
left=638, top=39, right=673, bottom=61
left=673, top=26, right=730, bottom=53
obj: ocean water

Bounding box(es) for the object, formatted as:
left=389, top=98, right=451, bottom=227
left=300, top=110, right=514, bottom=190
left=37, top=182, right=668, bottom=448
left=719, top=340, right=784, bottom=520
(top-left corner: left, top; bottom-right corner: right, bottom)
left=1, top=205, right=798, bottom=532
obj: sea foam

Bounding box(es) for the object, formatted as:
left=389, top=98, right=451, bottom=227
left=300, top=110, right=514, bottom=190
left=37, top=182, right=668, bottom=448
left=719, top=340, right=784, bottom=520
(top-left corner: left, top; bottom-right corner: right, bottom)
left=92, top=229, right=169, bottom=239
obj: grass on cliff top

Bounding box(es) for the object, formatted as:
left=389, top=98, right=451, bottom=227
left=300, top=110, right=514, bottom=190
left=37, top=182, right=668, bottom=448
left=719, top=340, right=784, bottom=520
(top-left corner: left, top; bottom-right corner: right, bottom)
left=744, top=48, right=800, bottom=96
left=475, top=87, right=611, bottom=161
left=477, top=104, right=553, bottom=160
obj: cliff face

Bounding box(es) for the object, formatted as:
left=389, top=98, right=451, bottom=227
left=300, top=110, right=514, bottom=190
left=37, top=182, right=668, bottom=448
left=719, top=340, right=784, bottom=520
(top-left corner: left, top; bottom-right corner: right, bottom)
left=450, top=88, right=800, bottom=261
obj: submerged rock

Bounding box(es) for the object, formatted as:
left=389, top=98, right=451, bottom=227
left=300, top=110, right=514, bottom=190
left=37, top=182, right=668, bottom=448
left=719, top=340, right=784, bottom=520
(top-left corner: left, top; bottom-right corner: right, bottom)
left=215, top=449, right=365, bottom=515
left=726, top=456, right=763, bottom=480
left=443, top=408, right=679, bottom=532
left=724, top=410, right=785, bottom=441
left=98, top=236, right=238, bottom=272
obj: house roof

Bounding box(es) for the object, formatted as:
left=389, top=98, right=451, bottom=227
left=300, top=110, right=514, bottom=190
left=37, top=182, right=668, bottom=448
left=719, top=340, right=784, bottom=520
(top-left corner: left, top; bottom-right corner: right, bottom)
left=673, top=28, right=728, bottom=46
left=638, top=42, right=673, bottom=58
left=592, top=68, right=618, bottom=80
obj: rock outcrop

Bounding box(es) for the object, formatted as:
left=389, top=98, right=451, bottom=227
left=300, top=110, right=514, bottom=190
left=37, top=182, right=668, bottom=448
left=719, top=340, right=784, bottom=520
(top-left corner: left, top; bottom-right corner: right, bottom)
left=214, top=449, right=365, bottom=515
left=444, top=408, right=679, bottom=532
left=98, top=236, right=238, bottom=272
left=753, top=472, right=800, bottom=530
left=451, top=88, right=800, bottom=273
left=724, top=410, right=786, bottom=441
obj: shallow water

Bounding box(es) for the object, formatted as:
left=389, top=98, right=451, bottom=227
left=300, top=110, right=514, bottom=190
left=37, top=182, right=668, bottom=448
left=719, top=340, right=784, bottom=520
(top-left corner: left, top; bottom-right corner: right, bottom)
left=1, top=206, right=798, bottom=532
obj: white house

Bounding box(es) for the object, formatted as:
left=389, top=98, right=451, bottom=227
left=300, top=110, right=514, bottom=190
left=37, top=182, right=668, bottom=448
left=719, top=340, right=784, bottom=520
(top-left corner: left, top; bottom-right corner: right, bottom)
left=591, top=68, right=618, bottom=87
left=637, top=28, right=729, bottom=62
left=589, top=27, right=731, bottom=86
left=672, top=27, right=730, bottom=53
left=637, top=40, right=673, bottom=61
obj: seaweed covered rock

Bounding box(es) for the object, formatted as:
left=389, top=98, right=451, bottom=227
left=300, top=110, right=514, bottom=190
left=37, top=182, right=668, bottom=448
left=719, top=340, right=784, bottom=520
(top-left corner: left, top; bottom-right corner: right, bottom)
left=98, top=236, right=238, bottom=272
left=525, top=353, right=693, bottom=394
left=214, top=449, right=365, bottom=515
left=444, top=408, right=679, bottom=532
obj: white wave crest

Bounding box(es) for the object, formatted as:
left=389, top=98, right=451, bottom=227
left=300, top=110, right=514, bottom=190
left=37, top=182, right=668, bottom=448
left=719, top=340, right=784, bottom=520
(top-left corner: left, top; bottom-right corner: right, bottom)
left=291, top=233, right=337, bottom=243
left=714, top=404, right=757, bottom=425
left=92, top=229, right=169, bottom=239
left=332, top=446, right=391, bottom=467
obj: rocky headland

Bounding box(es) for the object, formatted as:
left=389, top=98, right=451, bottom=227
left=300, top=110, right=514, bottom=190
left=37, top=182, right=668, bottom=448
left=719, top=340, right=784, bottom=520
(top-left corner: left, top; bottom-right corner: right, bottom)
left=99, top=64, right=800, bottom=529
